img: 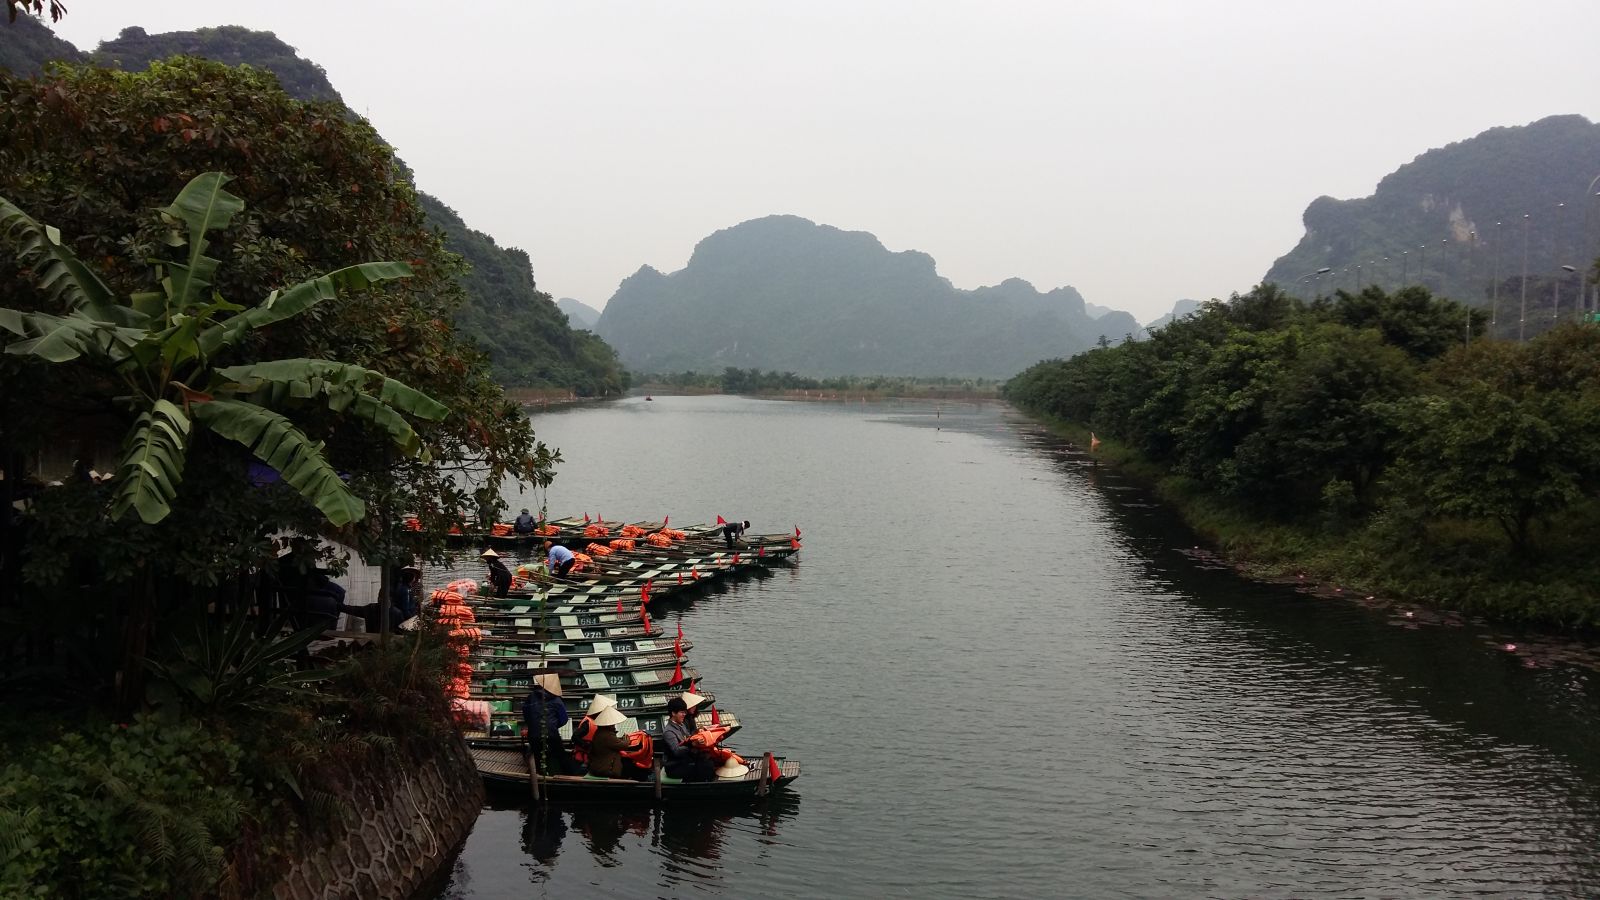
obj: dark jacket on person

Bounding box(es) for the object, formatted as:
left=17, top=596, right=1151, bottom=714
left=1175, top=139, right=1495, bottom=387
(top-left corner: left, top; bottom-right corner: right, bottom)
left=486, top=557, right=513, bottom=597
left=587, top=727, right=631, bottom=778
left=513, top=512, right=537, bottom=534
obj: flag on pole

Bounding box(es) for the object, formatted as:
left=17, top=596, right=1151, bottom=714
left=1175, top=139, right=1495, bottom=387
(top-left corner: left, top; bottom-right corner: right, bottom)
left=583, top=512, right=590, bottom=524
left=641, top=607, right=652, bottom=635
left=716, top=515, right=726, bottom=525
left=1090, top=432, right=1102, bottom=452
left=677, top=572, right=683, bottom=585
left=663, top=515, right=669, bottom=526
left=732, top=553, right=740, bottom=565
left=791, top=537, right=800, bottom=550
left=671, top=658, right=683, bottom=684
left=758, top=545, right=766, bottom=558
left=642, top=579, right=653, bottom=605
left=767, top=752, right=780, bottom=781
left=710, top=702, right=721, bottom=725
left=674, top=623, right=683, bottom=658
left=616, top=594, right=623, bottom=614
left=795, top=525, right=801, bottom=539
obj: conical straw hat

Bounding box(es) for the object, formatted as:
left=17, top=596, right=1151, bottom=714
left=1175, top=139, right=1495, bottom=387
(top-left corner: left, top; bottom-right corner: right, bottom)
left=714, top=759, right=749, bottom=779
left=593, top=706, right=627, bottom=727
left=534, top=673, right=563, bottom=697
left=681, top=691, right=707, bottom=710
left=586, top=693, right=617, bottom=715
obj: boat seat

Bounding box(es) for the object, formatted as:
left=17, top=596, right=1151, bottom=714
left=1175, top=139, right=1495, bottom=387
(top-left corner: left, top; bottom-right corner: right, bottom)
left=582, top=773, right=609, bottom=781
left=659, top=774, right=683, bottom=785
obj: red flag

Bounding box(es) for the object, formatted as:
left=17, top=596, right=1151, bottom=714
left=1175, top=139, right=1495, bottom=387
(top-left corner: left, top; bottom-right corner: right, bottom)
left=677, top=572, right=683, bottom=585
left=671, top=658, right=683, bottom=683
left=732, top=553, right=740, bottom=565
left=758, top=545, right=766, bottom=558
left=673, top=627, right=683, bottom=659
left=795, top=525, right=801, bottom=538
left=710, top=703, right=721, bottom=725
left=598, top=513, right=603, bottom=525
left=677, top=621, right=684, bottom=641
left=691, top=567, right=700, bottom=580
left=791, top=537, right=800, bottom=550
left=642, top=579, right=653, bottom=605
left=641, top=607, right=652, bottom=635
left=616, top=594, right=624, bottom=614
left=716, top=515, right=726, bottom=525
left=584, top=512, right=590, bottom=524
left=766, top=752, right=780, bottom=781
left=663, top=515, right=669, bottom=525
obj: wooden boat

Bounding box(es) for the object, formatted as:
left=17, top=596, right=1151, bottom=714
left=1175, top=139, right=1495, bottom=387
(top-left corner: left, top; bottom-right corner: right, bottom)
left=466, top=708, right=740, bottom=747
left=470, top=637, right=689, bottom=662
left=470, top=663, right=698, bottom=700
left=477, top=684, right=704, bottom=728
left=471, top=746, right=800, bottom=802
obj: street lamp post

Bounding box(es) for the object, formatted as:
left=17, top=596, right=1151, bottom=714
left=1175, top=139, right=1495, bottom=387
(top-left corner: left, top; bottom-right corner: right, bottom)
left=1419, top=244, right=1428, bottom=291
left=1492, top=222, right=1502, bottom=328
left=1402, top=250, right=1409, bottom=284
left=1557, top=264, right=1578, bottom=320
left=1520, top=213, right=1531, bottom=341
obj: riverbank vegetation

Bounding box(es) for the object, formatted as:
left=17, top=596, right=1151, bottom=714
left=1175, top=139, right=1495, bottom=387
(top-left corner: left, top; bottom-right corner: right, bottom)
left=0, top=60, right=545, bottom=896
left=640, top=367, right=1000, bottom=398
left=1005, top=283, right=1600, bottom=628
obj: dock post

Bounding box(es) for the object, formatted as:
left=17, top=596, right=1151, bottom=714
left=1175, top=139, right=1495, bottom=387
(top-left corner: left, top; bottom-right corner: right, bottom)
left=757, top=753, right=770, bottom=797
left=654, top=760, right=664, bottom=801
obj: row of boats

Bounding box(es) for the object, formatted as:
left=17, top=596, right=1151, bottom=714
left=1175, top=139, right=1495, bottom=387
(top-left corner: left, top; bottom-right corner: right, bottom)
left=440, top=515, right=805, bottom=802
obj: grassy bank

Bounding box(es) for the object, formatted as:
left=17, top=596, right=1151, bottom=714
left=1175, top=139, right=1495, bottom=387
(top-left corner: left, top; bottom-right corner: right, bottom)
left=1023, top=411, right=1600, bottom=631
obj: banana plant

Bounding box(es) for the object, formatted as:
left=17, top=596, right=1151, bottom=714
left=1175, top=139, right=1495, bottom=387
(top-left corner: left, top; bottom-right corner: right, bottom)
left=0, top=172, right=448, bottom=526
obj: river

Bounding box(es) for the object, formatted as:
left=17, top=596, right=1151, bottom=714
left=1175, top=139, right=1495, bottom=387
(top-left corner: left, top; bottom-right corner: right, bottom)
left=428, top=394, right=1600, bottom=899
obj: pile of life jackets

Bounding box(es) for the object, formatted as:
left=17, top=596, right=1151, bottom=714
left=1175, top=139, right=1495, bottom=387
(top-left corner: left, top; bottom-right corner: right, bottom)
left=432, top=589, right=482, bottom=707
left=535, top=523, right=560, bottom=536
left=585, top=542, right=615, bottom=557
left=657, top=528, right=688, bottom=542
left=619, top=524, right=648, bottom=539
left=687, top=725, right=745, bottom=768
left=584, top=523, right=609, bottom=538
left=569, top=553, right=592, bottom=574
left=645, top=531, right=674, bottom=548
left=403, top=517, right=423, bottom=532
left=491, top=522, right=514, bottom=536
left=608, top=539, right=636, bottom=552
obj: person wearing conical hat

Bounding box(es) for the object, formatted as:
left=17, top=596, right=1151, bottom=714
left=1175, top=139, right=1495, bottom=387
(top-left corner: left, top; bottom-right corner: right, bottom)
left=679, top=691, right=708, bottom=733
left=522, top=672, right=576, bottom=775
left=480, top=548, right=512, bottom=597
left=585, top=706, right=635, bottom=778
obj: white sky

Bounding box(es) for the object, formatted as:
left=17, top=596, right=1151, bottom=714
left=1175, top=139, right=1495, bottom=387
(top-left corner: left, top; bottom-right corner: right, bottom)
left=48, top=1, right=1600, bottom=322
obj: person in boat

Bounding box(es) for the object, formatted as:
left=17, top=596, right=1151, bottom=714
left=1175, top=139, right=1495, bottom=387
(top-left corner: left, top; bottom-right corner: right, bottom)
left=481, top=548, right=513, bottom=597
left=392, top=565, right=423, bottom=621
left=543, top=539, right=577, bottom=578
left=722, top=519, right=750, bottom=549
left=584, top=706, right=637, bottom=779
left=522, top=673, right=576, bottom=775
left=513, top=508, right=538, bottom=534
left=662, top=697, right=717, bottom=782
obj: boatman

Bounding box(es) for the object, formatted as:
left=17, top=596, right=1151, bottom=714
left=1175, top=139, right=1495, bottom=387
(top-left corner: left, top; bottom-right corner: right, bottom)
left=543, top=539, right=577, bottom=578
left=513, top=507, right=538, bottom=534
left=722, top=519, right=750, bottom=549
left=481, top=548, right=513, bottom=597
left=662, top=697, right=717, bottom=782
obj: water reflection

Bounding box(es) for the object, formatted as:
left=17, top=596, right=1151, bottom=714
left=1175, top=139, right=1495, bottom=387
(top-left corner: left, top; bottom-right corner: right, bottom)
left=486, top=796, right=803, bottom=889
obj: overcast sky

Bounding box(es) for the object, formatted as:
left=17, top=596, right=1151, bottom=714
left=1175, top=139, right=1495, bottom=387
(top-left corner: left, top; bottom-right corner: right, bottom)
left=48, top=1, right=1600, bottom=322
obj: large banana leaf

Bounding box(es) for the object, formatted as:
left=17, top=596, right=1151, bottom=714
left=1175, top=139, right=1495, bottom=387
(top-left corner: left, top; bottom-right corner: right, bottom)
left=192, top=399, right=366, bottom=526
left=109, top=399, right=192, bottom=524
left=159, top=173, right=245, bottom=312
left=0, top=195, right=143, bottom=326
left=217, top=358, right=449, bottom=456
left=0, top=308, right=144, bottom=363
left=196, top=262, right=413, bottom=357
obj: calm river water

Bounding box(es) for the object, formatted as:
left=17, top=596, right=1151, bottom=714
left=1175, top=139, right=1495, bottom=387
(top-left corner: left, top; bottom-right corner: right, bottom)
left=429, top=395, right=1600, bottom=899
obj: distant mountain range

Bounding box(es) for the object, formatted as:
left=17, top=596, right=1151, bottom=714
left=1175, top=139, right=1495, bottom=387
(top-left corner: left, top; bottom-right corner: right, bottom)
left=0, top=21, right=626, bottom=393
left=1265, top=115, right=1600, bottom=315
left=594, top=215, right=1138, bottom=379
left=557, top=298, right=601, bottom=330
left=1144, top=299, right=1202, bottom=331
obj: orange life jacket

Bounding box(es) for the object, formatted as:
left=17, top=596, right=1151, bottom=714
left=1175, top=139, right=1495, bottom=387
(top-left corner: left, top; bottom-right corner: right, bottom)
left=620, top=731, right=654, bottom=766
left=570, top=716, right=597, bottom=764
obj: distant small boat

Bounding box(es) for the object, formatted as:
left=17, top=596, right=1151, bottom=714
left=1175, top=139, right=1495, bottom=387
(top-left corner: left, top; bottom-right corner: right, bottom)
left=645, top=395, right=654, bottom=401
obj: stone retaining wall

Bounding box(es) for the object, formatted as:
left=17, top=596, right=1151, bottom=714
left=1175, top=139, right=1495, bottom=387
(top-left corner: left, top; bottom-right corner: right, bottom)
left=271, top=736, right=483, bottom=900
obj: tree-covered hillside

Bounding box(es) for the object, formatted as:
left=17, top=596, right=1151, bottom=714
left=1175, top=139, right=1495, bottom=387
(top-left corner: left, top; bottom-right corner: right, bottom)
left=6, top=20, right=628, bottom=391
left=424, top=195, right=626, bottom=394
left=596, top=215, right=1138, bottom=379
left=95, top=25, right=344, bottom=103
left=0, top=11, right=81, bottom=74
left=1266, top=115, right=1600, bottom=327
